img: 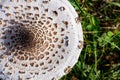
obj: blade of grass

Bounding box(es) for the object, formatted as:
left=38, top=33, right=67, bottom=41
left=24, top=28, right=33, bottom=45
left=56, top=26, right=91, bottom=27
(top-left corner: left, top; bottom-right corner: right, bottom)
left=108, top=2, right=120, bottom=7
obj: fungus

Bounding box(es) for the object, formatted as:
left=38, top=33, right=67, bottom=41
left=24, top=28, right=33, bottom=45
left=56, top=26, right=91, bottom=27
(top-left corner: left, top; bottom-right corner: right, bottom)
left=0, top=0, right=83, bottom=80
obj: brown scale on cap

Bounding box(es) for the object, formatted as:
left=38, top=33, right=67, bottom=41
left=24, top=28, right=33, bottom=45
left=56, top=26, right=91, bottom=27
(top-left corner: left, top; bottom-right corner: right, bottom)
left=78, top=41, right=84, bottom=49
left=0, top=0, right=83, bottom=80
left=59, top=6, right=66, bottom=11
left=64, top=66, right=72, bottom=74
left=0, top=20, right=2, bottom=25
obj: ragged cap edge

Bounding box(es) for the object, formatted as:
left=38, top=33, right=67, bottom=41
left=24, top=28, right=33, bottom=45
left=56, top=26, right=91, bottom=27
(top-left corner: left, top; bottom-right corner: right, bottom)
left=49, top=0, right=83, bottom=79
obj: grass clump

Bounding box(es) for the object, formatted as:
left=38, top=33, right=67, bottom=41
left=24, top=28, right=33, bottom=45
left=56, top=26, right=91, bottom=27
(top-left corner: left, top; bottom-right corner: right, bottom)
left=60, top=0, right=120, bottom=80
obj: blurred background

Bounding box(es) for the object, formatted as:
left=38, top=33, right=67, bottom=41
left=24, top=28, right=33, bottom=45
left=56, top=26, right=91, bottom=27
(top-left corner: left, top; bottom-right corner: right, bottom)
left=60, top=0, right=120, bottom=80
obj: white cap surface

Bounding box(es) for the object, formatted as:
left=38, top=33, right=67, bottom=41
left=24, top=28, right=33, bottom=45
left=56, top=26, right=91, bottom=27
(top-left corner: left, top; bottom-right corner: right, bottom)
left=0, top=0, right=83, bottom=80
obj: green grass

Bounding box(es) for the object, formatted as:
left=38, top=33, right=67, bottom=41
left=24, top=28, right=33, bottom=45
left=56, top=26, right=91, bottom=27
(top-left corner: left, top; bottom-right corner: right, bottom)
left=60, top=0, right=120, bottom=80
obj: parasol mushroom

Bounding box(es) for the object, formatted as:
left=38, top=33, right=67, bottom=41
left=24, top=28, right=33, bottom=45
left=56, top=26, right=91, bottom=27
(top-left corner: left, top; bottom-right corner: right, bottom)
left=0, top=0, right=83, bottom=80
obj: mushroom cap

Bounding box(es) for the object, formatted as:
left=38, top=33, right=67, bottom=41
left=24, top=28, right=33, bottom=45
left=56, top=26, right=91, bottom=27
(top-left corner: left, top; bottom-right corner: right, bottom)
left=0, top=0, right=83, bottom=80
